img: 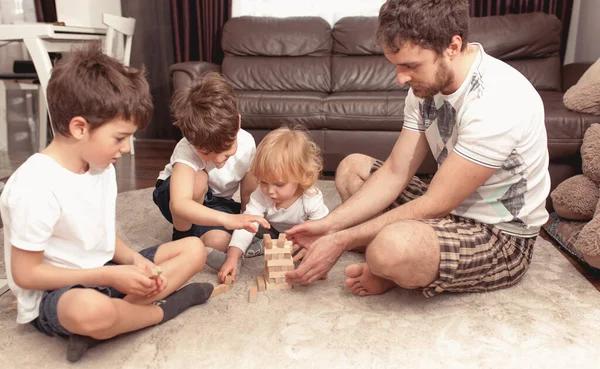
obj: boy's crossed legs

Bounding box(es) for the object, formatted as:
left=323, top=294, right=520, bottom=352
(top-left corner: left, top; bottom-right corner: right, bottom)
left=34, top=237, right=212, bottom=361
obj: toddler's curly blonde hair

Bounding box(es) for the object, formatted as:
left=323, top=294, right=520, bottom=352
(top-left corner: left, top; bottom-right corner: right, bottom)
left=250, top=125, right=322, bottom=191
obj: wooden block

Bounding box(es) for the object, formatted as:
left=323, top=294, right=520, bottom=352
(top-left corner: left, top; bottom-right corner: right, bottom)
left=210, top=283, right=229, bottom=297
left=248, top=286, right=258, bottom=303
left=276, top=277, right=285, bottom=284
left=269, top=277, right=276, bottom=284
left=265, top=247, right=291, bottom=255
left=263, top=234, right=272, bottom=249
left=284, top=253, right=291, bottom=259
left=11, top=300, right=17, bottom=310
left=225, top=275, right=234, bottom=285
left=277, top=233, right=287, bottom=247
left=267, top=259, right=294, bottom=267
left=257, top=275, right=266, bottom=291
left=150, top=266, right=163, bottom=278
left=266, top=281, right=292, bottom=290
left=284, top=240, right=292, bottom=248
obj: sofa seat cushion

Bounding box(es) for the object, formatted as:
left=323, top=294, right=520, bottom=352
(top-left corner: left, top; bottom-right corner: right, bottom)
left=236, top=90, right=326, bottom=130
left=541, top=91, right=600, bottom=160
left=323, top=91, right=408, bottom=130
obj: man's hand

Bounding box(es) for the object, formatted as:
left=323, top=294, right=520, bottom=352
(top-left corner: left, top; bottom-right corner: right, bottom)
left=285, top=233, right=345, bottom=285
left=285, top=219, right=333, bottom=250
left=224, top=214, right=270, bottom=232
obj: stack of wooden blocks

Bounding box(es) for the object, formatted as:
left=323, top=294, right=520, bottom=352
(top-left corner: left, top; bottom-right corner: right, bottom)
left=250, top=233, right=294, bottom=302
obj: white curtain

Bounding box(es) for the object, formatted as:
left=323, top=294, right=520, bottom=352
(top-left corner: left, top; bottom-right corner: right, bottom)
left=232, top=0, right=385, bottom=26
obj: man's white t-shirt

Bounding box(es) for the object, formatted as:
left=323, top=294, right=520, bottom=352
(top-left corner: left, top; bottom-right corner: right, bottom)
left=0, top=154, right=117, bottom=324
left=157, top=129, right=256, bottom=199
left=229, top=186, right=329, bottom=253
left=403, top=44, right=550, bottom=237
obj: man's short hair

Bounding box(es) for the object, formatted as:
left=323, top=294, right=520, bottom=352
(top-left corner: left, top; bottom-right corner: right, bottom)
left=171, top=72, right=239, bottom=153
left=47, top=42, right=153, bottom=136
left=376, top=0, right=469, bottom=55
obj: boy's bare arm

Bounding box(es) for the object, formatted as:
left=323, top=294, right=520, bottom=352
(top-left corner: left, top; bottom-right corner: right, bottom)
left=169, top=163, right=268, bottom=230
left=11, top=246, right=158, bottom=295
left=11, top=246, right=109, bottom=291
left=240, top=171, right=259, bottom=211
left=112, top=235, right=155, bottom=269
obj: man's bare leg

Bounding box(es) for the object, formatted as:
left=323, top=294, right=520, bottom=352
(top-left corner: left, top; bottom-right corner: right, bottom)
left=345, top=220, right=440, bottom=296
left=335, top=153, right=377, bottom=202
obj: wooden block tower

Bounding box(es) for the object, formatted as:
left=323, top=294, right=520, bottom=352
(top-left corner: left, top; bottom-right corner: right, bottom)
left=262, top=233, right=293, bottom=290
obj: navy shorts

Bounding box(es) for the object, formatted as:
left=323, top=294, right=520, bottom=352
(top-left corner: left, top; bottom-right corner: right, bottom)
left=152, top=176, right=241, bottom=237
left=30, top=245, right=159, bottom=338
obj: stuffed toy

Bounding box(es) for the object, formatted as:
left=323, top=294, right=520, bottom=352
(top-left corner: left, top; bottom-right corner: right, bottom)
left=563, top=57, right=600, bottom=116
left=550, top=123, right=600, bottom=268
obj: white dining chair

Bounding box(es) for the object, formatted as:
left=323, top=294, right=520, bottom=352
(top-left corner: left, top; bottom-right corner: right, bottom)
left=103, top=13, right=137, bottom=154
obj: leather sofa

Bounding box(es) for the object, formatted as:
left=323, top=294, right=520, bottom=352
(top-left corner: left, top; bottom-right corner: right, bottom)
left=170, top=12, right=598, bottom=210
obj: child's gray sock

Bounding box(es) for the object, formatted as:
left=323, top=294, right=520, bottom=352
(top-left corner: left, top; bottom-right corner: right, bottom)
left=245, top=238, right=264, bottom=258
left=205, top=248, right=227, bottom=270
left=155, top=283, right=213, bottom=324
left=66, top=334, right=99, bottom=362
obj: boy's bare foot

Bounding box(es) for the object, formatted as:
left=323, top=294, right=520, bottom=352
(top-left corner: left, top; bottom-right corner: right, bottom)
left=344, top=263, right=396, bottom=296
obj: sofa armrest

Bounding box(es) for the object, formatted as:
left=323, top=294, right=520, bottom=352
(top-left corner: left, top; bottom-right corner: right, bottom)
left=169, top=61, right=221, bottom=90
left=562, top=62, right=593, bottom=92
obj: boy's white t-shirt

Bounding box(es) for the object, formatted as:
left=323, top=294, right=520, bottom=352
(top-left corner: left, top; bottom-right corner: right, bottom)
left=0, top=154, right=117, bottom=324
left=402, top=44, right=550, bottom=237
left=229, top=186, right=329, bottom=253
left=157, top=129, right=256, bottom=199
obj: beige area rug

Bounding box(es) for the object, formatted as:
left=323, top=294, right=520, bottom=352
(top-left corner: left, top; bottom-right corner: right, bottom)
left=1, top=181, right=600, bottom=369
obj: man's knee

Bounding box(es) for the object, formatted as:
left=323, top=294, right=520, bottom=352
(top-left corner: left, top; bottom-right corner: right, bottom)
left=335, top=154, right=376, bottom=197
left=58, top=290, right=118, bottom=336
left=367, top=221, right=437, bottom=273
left=366, top=223, right=411, bottom=276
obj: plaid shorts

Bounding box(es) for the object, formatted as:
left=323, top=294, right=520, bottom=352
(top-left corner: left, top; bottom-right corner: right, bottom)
left=371, top=160, right=536, bottom=297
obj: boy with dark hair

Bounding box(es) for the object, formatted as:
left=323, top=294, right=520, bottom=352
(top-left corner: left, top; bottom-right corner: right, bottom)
left=153, top=72, right=269, bottom=265
left=0, top=44, right=214, bottom=363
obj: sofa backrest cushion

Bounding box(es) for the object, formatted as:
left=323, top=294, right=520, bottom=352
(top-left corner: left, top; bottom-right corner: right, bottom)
left=332, top=17, right=402, bottom=92
left=332, top=12, right=562, bottom=92
left=221, top=16, right=332, bottom=92
left=469, top=13, right=562, bottom=91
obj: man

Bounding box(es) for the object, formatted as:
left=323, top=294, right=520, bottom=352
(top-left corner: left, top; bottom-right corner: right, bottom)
left=285, top=0, right=550, bottom=298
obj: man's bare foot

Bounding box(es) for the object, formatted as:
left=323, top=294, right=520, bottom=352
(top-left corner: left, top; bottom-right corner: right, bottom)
left=344, top=263, right=396, bottom=296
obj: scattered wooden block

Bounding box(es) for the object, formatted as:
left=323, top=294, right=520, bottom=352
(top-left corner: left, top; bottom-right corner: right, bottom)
left=257, top=275, right=266, bottom=291
left=11, top=300, right=17, bottom=310
left=248, top=286, right=258, bottom=303
left=225, top=275, right=234, bottom=285
left=210, top=283, right=229, bottom=297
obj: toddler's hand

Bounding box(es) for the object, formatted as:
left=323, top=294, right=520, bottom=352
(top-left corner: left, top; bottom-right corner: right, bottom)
left=218, top=257, right=239, bottom=283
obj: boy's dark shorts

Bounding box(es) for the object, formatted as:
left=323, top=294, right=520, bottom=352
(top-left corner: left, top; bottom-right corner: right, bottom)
left=30, top=245, right=159, bottom=338
left=152, top=176, right=241, bottom=238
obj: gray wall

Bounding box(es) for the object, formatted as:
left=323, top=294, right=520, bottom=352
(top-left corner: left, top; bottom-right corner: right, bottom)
left=566, top=0, right=600, bottom=64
